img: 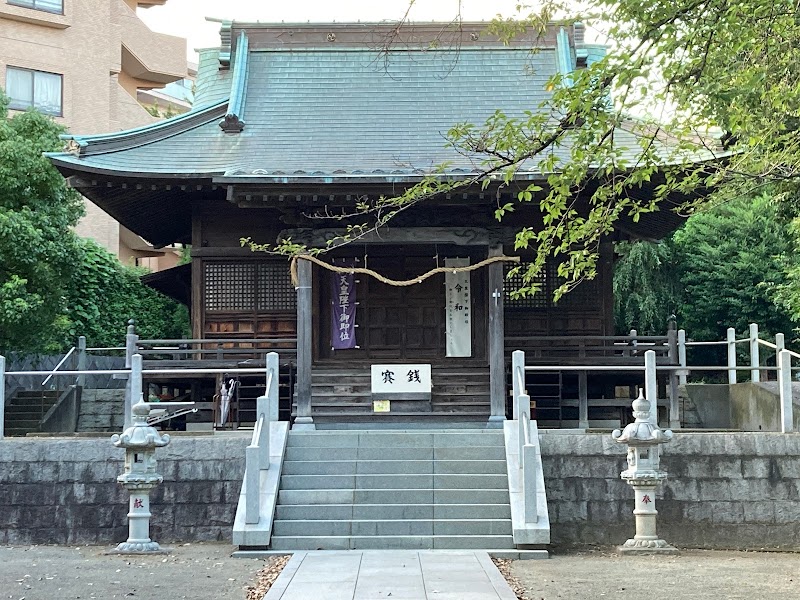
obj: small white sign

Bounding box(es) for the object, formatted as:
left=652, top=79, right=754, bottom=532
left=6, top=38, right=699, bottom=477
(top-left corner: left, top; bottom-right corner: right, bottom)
left=445, top=258, right=472, bottom=357
left=371, top=364, right=432, bottom=394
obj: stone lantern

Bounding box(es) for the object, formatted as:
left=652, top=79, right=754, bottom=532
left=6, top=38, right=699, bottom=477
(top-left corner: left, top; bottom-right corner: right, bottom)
left=110, top=398, right=170, bottom=553
left=611, top=391, right=678, bottom=555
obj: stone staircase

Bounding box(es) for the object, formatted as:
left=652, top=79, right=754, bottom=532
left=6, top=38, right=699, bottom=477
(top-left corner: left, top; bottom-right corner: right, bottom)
left=295, top=366, right=491, bottom=423
left=269, top=429, right=514, bottom=550
left=3, top=390, right=59, bottom=436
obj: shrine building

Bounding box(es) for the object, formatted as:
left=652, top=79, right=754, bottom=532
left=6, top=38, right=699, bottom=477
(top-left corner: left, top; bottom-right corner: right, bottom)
left=48, top=21, right=702, bottom=430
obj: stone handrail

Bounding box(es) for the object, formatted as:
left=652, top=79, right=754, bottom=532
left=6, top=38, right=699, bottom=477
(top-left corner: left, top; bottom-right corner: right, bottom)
left=512, top=364, right=538, bottom=525
left=244, top=352, right=279, bottom=524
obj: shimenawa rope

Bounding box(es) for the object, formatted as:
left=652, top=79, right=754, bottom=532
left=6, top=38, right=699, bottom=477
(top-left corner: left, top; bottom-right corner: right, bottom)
left=290, top=254, right=520, bottom=287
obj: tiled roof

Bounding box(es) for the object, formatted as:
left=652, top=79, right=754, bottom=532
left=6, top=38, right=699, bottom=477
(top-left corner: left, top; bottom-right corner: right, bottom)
left=193, top=48, right=232, bottom=107
left=49, top=27, right=718, bottom=182
left=50, top=45, right=570, bottom=178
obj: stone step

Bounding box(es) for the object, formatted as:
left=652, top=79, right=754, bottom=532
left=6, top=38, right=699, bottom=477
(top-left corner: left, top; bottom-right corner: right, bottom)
left=4, top=405, right=47, bottom=416
left=285, top=431, right=504, bottom=448
left=279, top=473, right=508, bottom=490
left=274, top=503, right=512, bottom=521
left=4, top=418, right=40, bottom=429
left=282, top=459, right=508, bottom=475
left=2, top=429, right=35, bottom=437
left=284, top=445, right=507, bottom=462
left=277, top=488, right=510, bottom=505
left=14, top=390, right=59, bottom=399
left=272, top=518, right=513, bottom=537
left=297, top=410, right=491, bottom=420
left=268, top=534, right=515, bottom=550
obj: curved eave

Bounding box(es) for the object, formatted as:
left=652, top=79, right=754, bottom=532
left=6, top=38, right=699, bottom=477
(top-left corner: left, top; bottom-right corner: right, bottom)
left=47, top=155, right=224, bottom=180
left=55, top=99, right=229, bottom=156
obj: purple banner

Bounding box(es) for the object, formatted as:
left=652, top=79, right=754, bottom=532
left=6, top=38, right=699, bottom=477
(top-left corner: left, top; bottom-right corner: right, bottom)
left=331, top=269, right=356, bottom=350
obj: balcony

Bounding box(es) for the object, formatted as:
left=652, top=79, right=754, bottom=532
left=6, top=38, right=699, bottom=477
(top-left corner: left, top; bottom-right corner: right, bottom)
left=118, top=0, right=186, bottom=86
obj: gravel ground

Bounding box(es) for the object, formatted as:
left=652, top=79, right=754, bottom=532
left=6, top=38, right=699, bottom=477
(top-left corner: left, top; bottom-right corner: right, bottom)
left=0, top=543, right=268, bottom=600
left=3, top=544, right=799, bottom=600
left=512, top=548, right=800, bottom=600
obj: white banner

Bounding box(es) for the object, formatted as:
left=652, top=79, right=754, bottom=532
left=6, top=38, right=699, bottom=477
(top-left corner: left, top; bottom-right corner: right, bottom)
left=445, top=258, right=472, bottom=357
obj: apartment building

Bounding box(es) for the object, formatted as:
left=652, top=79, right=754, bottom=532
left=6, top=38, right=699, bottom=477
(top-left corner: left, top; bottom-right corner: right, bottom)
left=0, top=0, right=187, bottom=270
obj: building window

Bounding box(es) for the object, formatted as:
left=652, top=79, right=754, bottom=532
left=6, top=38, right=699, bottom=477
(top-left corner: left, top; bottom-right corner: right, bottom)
left=8, top=0, right=63, bottom=14
left=6, top=67, right=62, bottom=116
left=205, top=261, right=296, bottom=313
left=504, top=260, right=599, bottom=310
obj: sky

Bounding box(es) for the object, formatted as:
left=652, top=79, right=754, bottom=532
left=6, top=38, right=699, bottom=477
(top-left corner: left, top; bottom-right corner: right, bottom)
left=138, top=0, right=539, bottom=61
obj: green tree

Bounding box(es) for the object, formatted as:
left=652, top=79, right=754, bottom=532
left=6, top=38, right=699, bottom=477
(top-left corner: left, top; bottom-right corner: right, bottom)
left=671, top=194, right=796, bottom=341
left=0, top=95, right=84, bottom=354
left=62, top=239, right=189, bottom=349
left=613, top=240, right=677, bottom=335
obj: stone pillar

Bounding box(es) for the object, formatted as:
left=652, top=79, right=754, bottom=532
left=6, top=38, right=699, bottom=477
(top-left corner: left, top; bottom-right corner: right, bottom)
left=578, top=370, right=588, bottom=430
left=667, top=321, right=680, bottom=429
left=487, top=246, right=506, bottom=428
left=123, top=320, right=139, bottom=430
left=511, top=350, right=525, bottom=420
left=778, top=349, right=794, bottom=433
left=77, top=336, right=87, bottom=389
left=644, top=350, right=658, bottom=425
left=677, top=329, right=687, bottom=386
left=294, top=257, right=314, bottom=430
left=726, top=327, right=737, bottom=385
left=749, top=322, right=760, bottom=383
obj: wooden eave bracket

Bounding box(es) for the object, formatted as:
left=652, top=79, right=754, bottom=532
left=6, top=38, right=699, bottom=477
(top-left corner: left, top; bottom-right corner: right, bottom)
left=219, top=31, right=248, bottom=134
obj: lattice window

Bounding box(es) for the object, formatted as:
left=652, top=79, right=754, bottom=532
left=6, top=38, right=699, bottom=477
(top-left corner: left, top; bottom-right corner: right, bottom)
left=504, top=260, right=599, bottom=309
left=257, top=263, right=296, bottom=310
left=504, top=262, right=550, bottom=309
left=558, top=273, right=599, bottom=307
left=205, top=261, right=296, bottom=313
left=204, top=263, right=257, bottom=311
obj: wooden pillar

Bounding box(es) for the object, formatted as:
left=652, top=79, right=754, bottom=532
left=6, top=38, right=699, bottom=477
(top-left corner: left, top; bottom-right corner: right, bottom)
left=294, top=257, right=315, bottom=430
left=190, top=208, right=203, bottom=345
left=488, top=245, right=506, bottom=428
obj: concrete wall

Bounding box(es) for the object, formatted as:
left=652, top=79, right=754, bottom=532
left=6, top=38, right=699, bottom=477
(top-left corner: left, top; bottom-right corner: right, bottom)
left=686, top=382, right=800, bottom=432
left=540, top=432, right=800, bottom=550
left=684, top=384, right=731, bottom=428
left=0, top=437, right=247, bottom=545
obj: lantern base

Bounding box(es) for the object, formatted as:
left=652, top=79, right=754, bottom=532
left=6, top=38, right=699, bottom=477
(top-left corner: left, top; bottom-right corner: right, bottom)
left=108, top=541, right=171, bottom=555
left=618, top=538, right=679, bottom=555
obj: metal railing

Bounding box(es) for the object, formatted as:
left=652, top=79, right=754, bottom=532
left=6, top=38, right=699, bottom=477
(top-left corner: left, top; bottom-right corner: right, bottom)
left=0, top=350, right=282, bottom=440
left=506, top=333, right=671, bottom=364
left=42, top=346, right=77, bottom=387
left=678, top=323, right=793, bottom=385
left=513, top=344, right=796, bottom=434
left=136, top=337, right=298, bottom=361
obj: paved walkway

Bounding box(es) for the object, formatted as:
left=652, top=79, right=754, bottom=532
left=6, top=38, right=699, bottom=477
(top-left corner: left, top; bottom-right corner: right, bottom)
left=264, top=550, right=518, bottom=600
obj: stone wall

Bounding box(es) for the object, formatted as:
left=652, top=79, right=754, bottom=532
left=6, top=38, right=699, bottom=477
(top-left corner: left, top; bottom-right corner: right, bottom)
left=540, top=432, right=800, bottom=549
left=3, top=433, right=800, bottom=549
left=0, top=437, right=247, bottom=545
